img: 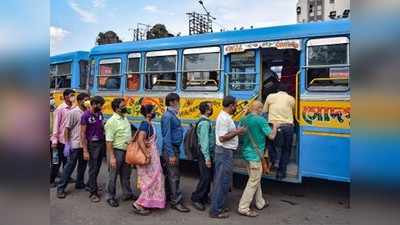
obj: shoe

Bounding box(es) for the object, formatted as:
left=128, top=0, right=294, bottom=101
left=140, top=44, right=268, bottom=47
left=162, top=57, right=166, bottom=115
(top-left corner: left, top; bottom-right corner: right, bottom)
left=192, top=201, right=205, bottom=211
left=131, top=203, right=151, bottom=216
left=89, top=193, right=101, bottom=203
left=107, top=198, right=119, bottom=207
left=255, top=200, right=270, bottom=210
left=57, top=191, right=66, bottom=199
left=209, top=212, right=229, bottom=219
left=238, top=210, right=259, bottom=217
left=172, top=203, right=190, bottom=213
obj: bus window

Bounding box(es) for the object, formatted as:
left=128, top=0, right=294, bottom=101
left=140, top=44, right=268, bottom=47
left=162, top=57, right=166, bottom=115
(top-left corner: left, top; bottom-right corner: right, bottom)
left=98, top=58, right=121, bottom=90
left=145, top=50, right=177, bottom=91
left=79, top=60, right=88, bottom=89
left=182, top=47, right=220, bottom=91
left=229, top=50, right=256, bottom=91
left=89, top=59, right=95, bottom=89
left=306, top=37, right=350, bottom=91
left=49, top=62, right=72, bottom=89
left=127, top=53, right=140, bottom=91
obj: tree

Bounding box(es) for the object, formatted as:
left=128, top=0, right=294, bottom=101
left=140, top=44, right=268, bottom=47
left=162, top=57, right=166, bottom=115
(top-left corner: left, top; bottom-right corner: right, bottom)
left=146, top=24, right=174, bottom=40
left=96, top=31, right=122, bottom=45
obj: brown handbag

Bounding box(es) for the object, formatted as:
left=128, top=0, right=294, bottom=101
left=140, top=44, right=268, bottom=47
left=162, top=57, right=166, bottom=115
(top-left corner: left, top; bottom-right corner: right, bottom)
left=247, top=131, right=271, bottom=174
left=125, top=129, right=151, bottom=166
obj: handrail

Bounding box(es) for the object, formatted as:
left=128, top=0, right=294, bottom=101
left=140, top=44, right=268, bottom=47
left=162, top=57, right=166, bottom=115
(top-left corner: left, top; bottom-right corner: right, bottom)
left=309, top=77, right=348, bottom=85
left=295, top=71, right=300, bottom=123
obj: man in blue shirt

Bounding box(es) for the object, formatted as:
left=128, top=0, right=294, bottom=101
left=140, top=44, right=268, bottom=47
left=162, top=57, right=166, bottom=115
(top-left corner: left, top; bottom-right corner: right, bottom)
left=161, top=93, right=190, bottom=213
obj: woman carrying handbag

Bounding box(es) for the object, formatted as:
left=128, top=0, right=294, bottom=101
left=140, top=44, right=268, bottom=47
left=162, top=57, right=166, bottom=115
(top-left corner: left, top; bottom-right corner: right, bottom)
left=130, top=104, right=166, bottom=215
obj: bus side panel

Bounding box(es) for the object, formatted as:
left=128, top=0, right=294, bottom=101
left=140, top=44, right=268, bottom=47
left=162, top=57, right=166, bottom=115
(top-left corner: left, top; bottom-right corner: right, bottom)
left=300, top=128, right=350, bottom=182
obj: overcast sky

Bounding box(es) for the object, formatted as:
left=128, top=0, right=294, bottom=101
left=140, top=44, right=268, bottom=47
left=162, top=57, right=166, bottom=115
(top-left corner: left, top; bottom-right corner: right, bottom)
left=50, top=0, right=297, bottom=55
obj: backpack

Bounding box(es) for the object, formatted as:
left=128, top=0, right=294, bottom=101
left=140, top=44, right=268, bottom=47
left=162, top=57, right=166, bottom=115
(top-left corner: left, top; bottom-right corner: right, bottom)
left=184, top=117, right=209, bottom=160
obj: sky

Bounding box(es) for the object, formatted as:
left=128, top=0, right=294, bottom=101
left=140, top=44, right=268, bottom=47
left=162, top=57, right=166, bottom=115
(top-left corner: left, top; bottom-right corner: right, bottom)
left=50, top=0, right=297, bottom=55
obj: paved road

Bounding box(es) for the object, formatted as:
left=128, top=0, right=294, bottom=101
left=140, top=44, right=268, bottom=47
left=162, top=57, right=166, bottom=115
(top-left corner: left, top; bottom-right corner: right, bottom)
left=50, top=161, right=350, bottom=225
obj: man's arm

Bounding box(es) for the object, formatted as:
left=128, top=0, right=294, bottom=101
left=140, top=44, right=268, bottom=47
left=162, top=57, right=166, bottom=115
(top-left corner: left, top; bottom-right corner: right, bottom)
left=50, top=107, right=61, bottom=147
left=263, top=96, right=271, bottom=113
left=218, top=128, right=246, bottom=143
left=104, top=121, right=116, bottom=168
left=161, top=115, right=174, bottom=157
left=198, top=121, right=210, bottom=161
left=267, top=123, right=278, bottom=140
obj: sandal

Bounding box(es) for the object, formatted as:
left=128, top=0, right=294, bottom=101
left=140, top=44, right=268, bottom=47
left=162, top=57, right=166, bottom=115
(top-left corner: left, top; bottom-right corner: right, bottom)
left=131, top=203, right=151, bottom=216
left=209, top=212, right=229, bottom=219
left=256, top=200, right=270, bottom=210
left=89, top=193, right=100, bottom=203
left=107, top=198, right=119, bottom=207
left=238, top=210, right=259, bottom=217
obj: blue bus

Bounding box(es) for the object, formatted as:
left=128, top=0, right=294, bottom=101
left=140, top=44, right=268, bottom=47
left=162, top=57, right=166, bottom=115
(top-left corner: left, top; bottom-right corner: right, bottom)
left=50, top=51, right=89, bottom=103
left=63, top=20, right=351, bottom=183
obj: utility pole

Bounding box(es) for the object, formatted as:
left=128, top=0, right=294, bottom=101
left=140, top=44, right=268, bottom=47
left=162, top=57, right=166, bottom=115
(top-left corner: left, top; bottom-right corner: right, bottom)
left=129, top=23, right=151, bottom=41
left=186, top=0, right=216, bottom=35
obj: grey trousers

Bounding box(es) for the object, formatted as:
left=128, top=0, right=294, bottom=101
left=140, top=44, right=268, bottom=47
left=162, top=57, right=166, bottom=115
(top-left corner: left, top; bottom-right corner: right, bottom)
left=106, top=149, right=133, bottom=200
left=161, top=145, right=183, bottom=206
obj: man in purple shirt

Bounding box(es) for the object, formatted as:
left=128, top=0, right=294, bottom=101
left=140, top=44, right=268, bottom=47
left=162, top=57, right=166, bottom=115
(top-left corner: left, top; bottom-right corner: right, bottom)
left=80, top=96, right=106, bottom=203
left=50, top=88, right=76, bottom=187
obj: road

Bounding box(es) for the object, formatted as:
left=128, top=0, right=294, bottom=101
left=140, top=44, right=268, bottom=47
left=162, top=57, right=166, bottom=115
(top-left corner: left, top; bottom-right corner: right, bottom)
left=50, top=161, right=350, bottom=225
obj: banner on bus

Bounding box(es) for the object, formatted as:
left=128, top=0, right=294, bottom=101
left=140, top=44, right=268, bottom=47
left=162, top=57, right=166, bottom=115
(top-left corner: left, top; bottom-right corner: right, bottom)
left=224, top=39, right=301, bottom=54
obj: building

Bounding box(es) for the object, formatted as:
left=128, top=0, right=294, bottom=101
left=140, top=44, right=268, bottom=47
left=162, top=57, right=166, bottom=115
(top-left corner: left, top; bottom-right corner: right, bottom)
left=296, top=0, right=350, bottom=23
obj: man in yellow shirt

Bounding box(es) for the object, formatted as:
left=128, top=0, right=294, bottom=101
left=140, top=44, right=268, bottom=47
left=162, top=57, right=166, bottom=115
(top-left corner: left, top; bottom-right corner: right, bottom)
left=104, top=98, right=133, bottom=207
left=263, top=83, right=295, bottom=180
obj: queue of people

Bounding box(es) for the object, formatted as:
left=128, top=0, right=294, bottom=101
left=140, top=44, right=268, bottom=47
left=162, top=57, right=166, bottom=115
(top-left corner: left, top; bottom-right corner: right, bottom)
left=50, top=84, right=295, bottom=218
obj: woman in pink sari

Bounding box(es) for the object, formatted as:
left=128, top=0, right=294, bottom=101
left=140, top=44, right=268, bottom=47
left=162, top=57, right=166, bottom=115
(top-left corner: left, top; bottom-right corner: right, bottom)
left=132, top=104, right=166, bottom=215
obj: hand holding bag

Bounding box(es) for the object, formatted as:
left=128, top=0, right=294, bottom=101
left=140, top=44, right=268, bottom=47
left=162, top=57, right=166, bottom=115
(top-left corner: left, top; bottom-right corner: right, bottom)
left=125, top=125, right=151, bottom=166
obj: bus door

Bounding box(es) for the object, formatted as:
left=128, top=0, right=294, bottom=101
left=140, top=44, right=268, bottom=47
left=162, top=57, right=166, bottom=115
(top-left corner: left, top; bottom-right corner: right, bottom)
left=259, top=44, right=301, bottom=182
left=298, top=36, right=350, bottom=182
left=223, top=48, right=261, bottom=176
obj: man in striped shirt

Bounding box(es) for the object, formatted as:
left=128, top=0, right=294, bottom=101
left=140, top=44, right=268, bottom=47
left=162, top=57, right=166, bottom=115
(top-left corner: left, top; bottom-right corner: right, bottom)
left=50, top=89, right=76, bottom=187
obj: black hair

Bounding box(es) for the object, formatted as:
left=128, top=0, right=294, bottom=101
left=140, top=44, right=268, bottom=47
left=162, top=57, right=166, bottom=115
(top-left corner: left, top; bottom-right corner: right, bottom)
left=63, top=89, right=75, bottom=97
left=111, top=98, right=125, bottom=112
left=140, top=104, right=155, bottom=117
left=90, top=96, right=105, bottom=106
left=130, top=124, right=138, bottom=135
left=277, top=83, right=288, bottom=92
left=165, top=93, right=180, bottom=106
left=76, top=92, right=90, bottom=102
left=199, top=101, right=211, bottom=115
left=222, top=95, right=236, bottom=108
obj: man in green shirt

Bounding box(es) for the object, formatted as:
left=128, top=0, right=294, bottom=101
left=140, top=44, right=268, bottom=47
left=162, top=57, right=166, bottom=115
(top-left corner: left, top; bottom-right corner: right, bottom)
left=191, top=101, right=215, bottom=211
left=238, top=101, right=278, bottom=217
left=104, top=98, right=133, bottom=207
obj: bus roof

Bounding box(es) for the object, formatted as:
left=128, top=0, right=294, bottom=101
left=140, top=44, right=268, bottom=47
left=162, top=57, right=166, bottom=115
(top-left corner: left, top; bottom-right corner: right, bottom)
left=50, top=51, right=89, bottom=64
left=90, top=20, right=350, bottom=56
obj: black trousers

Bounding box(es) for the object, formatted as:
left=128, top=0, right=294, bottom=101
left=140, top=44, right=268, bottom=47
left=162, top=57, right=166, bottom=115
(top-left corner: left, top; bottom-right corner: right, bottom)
left=191, top=154, right=213, bottom=204
left=57, top=148, right=87, bottom=192
left=87, top=141, right=105, bottom=194
left=50, top=143, right=67, bottom=184
left=161, top=145, right=183, bottom=206
left=269, top=124, right=294, bottom=176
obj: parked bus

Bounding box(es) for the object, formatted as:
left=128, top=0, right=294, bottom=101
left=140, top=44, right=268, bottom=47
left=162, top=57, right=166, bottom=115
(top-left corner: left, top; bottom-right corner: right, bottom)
left=50, top=51, right=89, bottom=105
left=52, top=20, right=350, bottom=183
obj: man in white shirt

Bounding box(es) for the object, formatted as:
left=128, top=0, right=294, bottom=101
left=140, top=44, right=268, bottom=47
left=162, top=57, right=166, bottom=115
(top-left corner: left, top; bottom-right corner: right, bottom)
left=209, top=96, right=246, bottom=219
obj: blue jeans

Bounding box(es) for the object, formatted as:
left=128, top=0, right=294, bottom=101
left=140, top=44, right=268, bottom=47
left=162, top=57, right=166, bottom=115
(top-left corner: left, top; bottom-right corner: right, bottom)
left=57, top=148, right=87, bottom=192
left=210, top=145, right=233, bottom=216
